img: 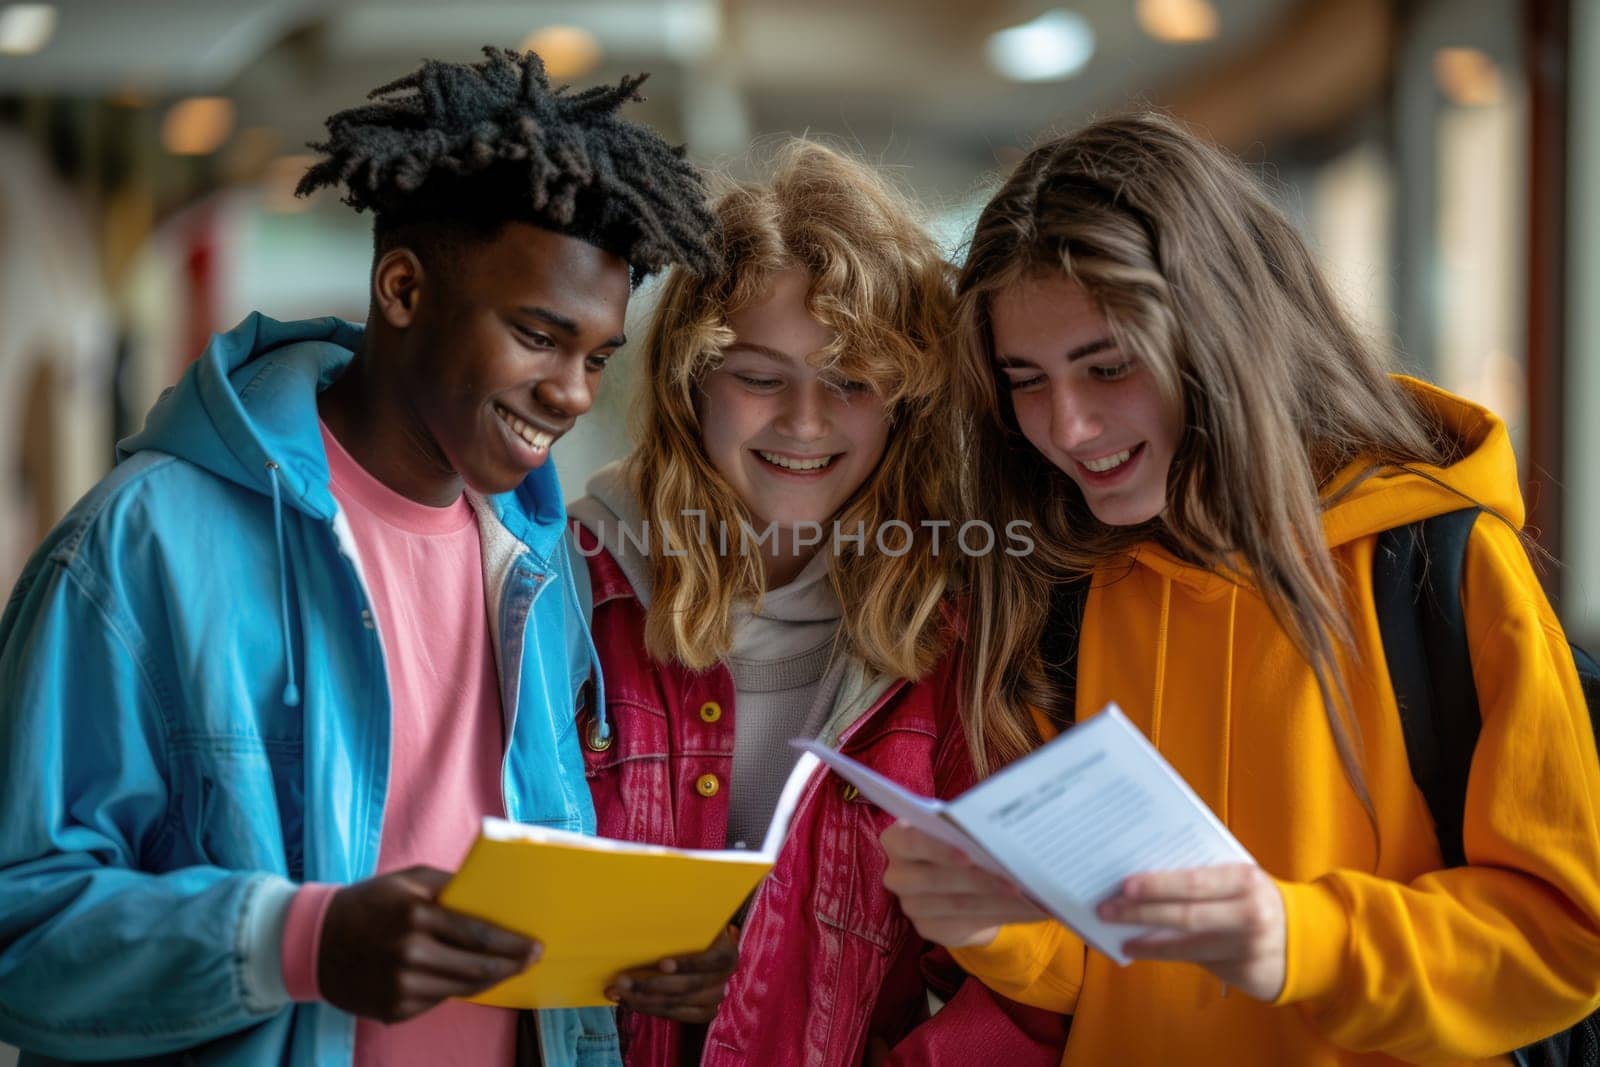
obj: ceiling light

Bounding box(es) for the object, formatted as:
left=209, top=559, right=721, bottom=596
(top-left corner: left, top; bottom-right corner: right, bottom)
left=662, top=1, right=718, bottom=62
left=1137, top=0, right=1218, bottom=43
left=520, top=25, right=602, bottom=80
left=987, top=9, right=1096, bottom=83
left=161, top=97, right=236, bottom=157
left=1434, top=47, right=1503, bottom=107
left=0, top=4, right=56, bottom=55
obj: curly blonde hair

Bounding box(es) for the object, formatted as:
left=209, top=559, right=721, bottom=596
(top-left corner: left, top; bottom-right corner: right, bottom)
left=628, top=139, right=959, bottom=679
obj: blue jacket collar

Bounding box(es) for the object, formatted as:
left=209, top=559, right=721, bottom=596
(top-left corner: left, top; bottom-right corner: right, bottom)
left=116, top=312, right=569, bottom=559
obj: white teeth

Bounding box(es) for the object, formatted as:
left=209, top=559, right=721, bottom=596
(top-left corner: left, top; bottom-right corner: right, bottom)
left=1083, top=449, right=1132, bottom=473
left=497, top=405, right=553, bottom=453
left=759, top=450, right=835, bottom=472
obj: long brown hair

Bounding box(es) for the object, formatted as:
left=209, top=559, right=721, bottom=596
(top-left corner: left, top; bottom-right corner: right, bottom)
left=957, top=113, right=1453, bottom=805
left=630, top=139, right=959, bottom=680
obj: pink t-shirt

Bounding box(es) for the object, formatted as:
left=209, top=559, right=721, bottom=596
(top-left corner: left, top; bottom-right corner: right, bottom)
left=279, top=422, right=517, bottom=1066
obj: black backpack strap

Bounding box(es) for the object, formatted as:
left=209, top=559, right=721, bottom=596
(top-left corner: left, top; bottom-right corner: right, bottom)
left=1375, top=508, right=1600, bottom=1067
left=1372, top=507, right=1483, bottom=869
left=1572, top=643, right=1600, bottom=732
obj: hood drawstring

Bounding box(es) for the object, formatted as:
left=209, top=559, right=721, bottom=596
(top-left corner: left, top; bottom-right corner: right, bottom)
left=563, top=551, right=609, bottom=746
left=1220, top=584, right=1238, bottom=826
left=1150, top=576, right=1172, bottom=750
left=265, top=462, right=301, bottom=708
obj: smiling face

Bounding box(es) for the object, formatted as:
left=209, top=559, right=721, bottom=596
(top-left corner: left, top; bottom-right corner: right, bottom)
left=392, top=222, right=631, bottom=498
left=699, top=268, right=890, bottom=539
left=990, top=272, right=1182, bottom=527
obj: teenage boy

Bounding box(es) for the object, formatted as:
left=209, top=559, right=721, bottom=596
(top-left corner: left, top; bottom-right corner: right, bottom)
left=0, top=48, right=716, bottom=1066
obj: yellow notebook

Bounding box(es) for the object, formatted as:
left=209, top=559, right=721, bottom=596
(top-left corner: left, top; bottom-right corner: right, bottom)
left=438, top=751, right=822, bottom=1009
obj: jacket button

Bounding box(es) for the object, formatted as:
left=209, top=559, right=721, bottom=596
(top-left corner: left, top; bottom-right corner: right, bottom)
left=360, top=609, right=375, bottom=630
left=584, top=718, right=614, bottom=753
left=698, top=701, right=722, bottom=724
left=695, top=773, right=720, bottom=798
left=840, top=783, right=861, bottom=803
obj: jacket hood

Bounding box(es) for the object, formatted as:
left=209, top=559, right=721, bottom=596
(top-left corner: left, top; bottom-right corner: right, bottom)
left=569, top=460, right=656, bottom=606
left=1130, top=377, right=1520, bottom=593
left=117, top=312, right=570, bottom=557
left=1092, top=379, right=1527, bottom=846
left=1318, top=376, right=1522, bottom=548
left=117, top=312, right=359, bottom=522
left=114, top=313, right=577, bottom=709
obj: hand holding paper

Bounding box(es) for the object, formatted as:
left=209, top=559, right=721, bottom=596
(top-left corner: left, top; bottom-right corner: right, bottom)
left=879, top=823, right=1048, bottom=948
left=796, top=704, right=1256, bottom=966
left=1098, top=862, right=1288, bottom=1001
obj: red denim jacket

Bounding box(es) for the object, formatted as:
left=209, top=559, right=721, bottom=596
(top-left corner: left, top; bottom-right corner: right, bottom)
left=576, top=530, right=1068, bottom=1066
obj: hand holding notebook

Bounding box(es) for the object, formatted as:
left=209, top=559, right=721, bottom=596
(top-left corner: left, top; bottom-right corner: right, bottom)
left=437, top=752, right=822, bottom=1008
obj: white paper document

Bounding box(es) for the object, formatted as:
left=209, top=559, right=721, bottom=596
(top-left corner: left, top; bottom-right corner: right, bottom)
left=794, top=703, right=1254, bottom=965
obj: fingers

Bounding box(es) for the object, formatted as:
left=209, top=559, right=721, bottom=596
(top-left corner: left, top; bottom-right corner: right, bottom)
left=609, top=956, right=734, bottom=999
left=610, top=970, right=727, bottom=1000
left=1120, top=930, right=1244, bottom=962
left=1099, top=865, right=1288, bottom=1002
left=422, top=905, right=541, bottom=964
left=653, top=927, right=739, bottom=977
left=880, top=823, right=969, bottom=866
left=881, top=842, right=1042, bottom=924
left=400, top=934, right=533, bottom=986
left=396, top=866, right=537, bottom=965
left=882, top=856, right=1019, bottom=898
left=1100, top=866, right=1279, bottom=938
left=620, top=997, right=727, bottom=1025
left=1117, top=864, right=1260, bottom=903
left=609, top=974, right=730, bottom=1023
left=604, top=924, right=739, bottom=1023
left=1098, top=895, right=1255, bottom=932
left=391, top=966, right=510, bottom=1007
left=881, top=820, right=1047, bottom=948
left=397, top=865, right=455, bottom=896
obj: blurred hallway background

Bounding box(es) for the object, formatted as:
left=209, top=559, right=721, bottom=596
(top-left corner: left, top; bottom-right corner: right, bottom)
left=0, top=1, right=1593, bottom=1052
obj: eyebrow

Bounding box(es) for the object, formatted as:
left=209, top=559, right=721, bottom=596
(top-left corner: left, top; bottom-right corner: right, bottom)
left=520, top=306, right=626, bottom=349
left=996, top=336, right=1117, bottom=368
left=724, top=341, right=799, bottom=363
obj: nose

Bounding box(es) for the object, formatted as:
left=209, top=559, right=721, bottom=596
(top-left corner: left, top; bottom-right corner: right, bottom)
left=1050, top=379, right=1102, bottom=453
left=775, top=380, right=829, bottom=443
left=534, top=357, right=595, bottom=421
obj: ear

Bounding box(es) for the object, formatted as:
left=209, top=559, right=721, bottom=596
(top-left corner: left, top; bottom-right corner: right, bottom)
left=372, top=248, right=426, bottom=329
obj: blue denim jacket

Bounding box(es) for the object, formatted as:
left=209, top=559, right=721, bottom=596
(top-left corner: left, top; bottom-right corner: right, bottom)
left=0, top=314, right=619, bottom=1066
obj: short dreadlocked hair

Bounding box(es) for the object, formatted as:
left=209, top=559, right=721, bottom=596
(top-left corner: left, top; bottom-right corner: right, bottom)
left=297, top=47, right=718, bottom=281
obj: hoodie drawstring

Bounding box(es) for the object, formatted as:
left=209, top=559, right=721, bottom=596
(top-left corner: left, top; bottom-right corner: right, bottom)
left=563, top=550, right=609, bottom=745
left=1150, top=576, right=1172, bottom=750
left=1220, top=584, right=1238, bottom=826
left=265, top=462, right=301, bottom=708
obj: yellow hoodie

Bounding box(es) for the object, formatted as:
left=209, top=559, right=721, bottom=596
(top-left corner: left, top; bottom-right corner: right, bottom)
left=952, top=381, right=1600, bottom=1065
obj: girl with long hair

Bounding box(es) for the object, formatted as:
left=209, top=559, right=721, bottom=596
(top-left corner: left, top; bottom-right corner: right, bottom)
left=568, top=140, right=1066, bottom=1066
left=880, top=112, right=1600, bottom=1064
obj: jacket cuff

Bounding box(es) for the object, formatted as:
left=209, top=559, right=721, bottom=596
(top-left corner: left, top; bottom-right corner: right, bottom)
left=280, top=883, right=340, bottom=1003
left=1274, top=878, right=1351, bottom=1007
left=238, top=874, right=298, bottom=1014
